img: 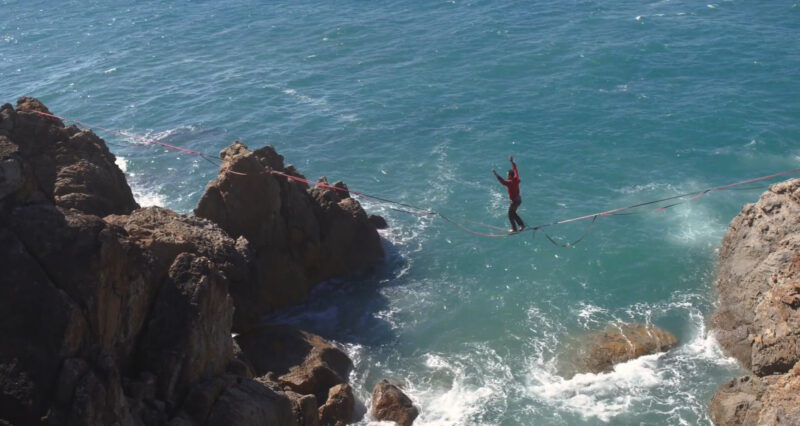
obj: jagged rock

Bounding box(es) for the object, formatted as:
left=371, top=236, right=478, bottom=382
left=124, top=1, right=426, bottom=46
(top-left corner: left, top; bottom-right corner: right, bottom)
left=6, top=97, right=138, bottom=216
left=203, top=377, right=298, bottom=426
left=368, top=214, right=388, bottom=230
left=235, top=324, right=352, bottom=403
left=104, top=206, right=255, bottom=332
left=371, top=380, right=418, bottom=426
left=195, top=141, right=384, bottom=322
left=713, top=179, right=800, bottom=370
left=571, top=323, right=677, bottom=374
left=318, top=383, right=354, bottom=426
left=287, top=391, right=320, bottom=426
left=136, top=252, right=235, bottom=405
left=711, top=361, right=800, bottom=426
left=1, top=98, right=377, bottom=426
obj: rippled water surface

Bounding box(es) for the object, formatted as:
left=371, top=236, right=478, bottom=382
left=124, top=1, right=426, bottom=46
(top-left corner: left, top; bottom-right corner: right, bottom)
left=3, top=1, right=800, bottom=424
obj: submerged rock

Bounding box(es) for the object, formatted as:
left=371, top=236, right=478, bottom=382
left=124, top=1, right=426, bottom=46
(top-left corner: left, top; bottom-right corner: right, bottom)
left=569, top=323, right=678, bottom=375
left=370, top=379, right=418, bottom=426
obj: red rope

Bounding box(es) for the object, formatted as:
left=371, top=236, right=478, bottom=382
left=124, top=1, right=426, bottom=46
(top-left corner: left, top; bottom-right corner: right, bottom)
left=32, top=110, right=800, bottom=243
left=33, top=111, right=206, bottom=156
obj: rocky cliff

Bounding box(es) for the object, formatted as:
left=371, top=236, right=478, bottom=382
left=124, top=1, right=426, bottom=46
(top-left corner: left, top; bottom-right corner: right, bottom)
left=0, top=97, right=385, bottom=426
left=710, top=179, right=800, bottom=425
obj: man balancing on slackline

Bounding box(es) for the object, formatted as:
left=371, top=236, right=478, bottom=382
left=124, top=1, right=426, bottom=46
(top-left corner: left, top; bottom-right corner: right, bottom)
left=493, top=155, right=526, bottom=233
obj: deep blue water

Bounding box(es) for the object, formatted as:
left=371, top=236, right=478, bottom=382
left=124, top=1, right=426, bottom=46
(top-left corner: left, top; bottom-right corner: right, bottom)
left=3, top=1, right=800, bottom=424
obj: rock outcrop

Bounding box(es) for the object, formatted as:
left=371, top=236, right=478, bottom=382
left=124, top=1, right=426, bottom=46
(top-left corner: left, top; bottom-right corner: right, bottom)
left=0, top=97, right=384, bottom=425
left=564, top=323, right=677, bottom=375
left=711, top=179, right=800, bottom=425
left=0, top=98, right=138, bottom=216
left=235, top=324, right=355, bottom=425
left=370, top=379, right=419, bottom=426
left=195, top=141, right=384, bottom=329
left=710, top=361, right=800, bottom=426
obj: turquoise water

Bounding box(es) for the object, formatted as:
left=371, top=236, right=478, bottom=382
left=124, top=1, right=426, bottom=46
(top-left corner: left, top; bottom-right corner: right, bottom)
left=3, top=1, right=800, bottom=424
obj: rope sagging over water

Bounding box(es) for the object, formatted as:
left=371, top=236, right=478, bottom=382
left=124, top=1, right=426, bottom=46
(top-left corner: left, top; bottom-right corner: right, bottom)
left=32, top=110, right=800, bottom=247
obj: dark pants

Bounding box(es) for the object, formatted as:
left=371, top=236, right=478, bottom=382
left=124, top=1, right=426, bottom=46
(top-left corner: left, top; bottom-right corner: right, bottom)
left=508, top=196, right=525, bottom=231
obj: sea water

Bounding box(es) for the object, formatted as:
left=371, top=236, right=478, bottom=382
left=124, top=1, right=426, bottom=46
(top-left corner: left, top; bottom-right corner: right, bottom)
left=3, top=1, right=799, bottom=424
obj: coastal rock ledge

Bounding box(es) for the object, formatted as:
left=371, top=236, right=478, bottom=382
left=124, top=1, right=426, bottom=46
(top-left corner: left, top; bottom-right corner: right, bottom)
left=710, top=178, right=800, bottom=425
left=0, top=97, right=385, bottom=426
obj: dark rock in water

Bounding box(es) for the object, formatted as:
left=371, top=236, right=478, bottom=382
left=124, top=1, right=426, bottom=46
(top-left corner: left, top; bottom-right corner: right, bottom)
left=368, top=214, right=389, bottom=230
left=235, top=324, right=352, bottom=404
left=569, top=323, right=677, bottom=375
left=710, top=361, right=800, bottom=426
left=371, top=379, right=418, bottom=426
left=195, top=141, right=384, bottom=326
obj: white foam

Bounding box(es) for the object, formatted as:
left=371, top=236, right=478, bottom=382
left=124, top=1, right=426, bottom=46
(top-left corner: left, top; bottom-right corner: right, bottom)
left=115, top=156, right=166, bottom=207
left=530, top=353, right=665, bottom=422
left=104, top=67, right=117, bottom=74
left=406, top=351, right=510, bottom=426
left=115, top=155, right=128, bottom=172
left=575, top=303, right=609, bottom=328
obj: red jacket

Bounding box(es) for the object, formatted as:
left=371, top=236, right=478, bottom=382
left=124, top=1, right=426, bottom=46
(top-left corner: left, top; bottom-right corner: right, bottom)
left=496, top=162, right=520, bottom=200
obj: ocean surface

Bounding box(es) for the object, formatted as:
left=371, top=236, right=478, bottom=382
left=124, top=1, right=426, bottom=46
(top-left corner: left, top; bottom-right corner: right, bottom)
left=3, top=1, right=800, bottom=424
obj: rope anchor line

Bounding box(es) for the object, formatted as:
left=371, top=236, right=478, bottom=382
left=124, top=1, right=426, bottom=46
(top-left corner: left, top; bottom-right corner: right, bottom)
left=31, top=110, right=800, bottom=247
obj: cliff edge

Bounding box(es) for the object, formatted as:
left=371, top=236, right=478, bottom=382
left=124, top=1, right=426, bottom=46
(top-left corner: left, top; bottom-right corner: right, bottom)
left=0, top=97, right=385, bottom=426
left=710, top=178, right=800, bottom=425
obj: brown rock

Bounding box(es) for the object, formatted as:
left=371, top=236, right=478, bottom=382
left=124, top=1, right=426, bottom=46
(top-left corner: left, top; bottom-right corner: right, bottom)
left=712, top=179, right=800, bottom=370
left=105, top=206, right=255, bottom=332
left=371, top=379, right=418, bottom=426
left=318, top=383, right=354, bottom=426
left=710, top=362, right=800, bottom=426
left=287, top=391, right=319, bottom=426
left=204, top=377, right=298, bottom=426
left=235, top=324, right=352, bottom=403
left=7, top=96, right=138, bottom=216
left=571, top=323, right=678, bottom=374
left=195, top=141, right=384, bottom=322
left=136, top=252, right=235, bottom=405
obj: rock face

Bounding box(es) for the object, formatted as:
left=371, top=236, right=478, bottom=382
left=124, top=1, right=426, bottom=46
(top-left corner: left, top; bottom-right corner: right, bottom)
left=195, top=141, right=384, bottom=327
left=0, top=98, right=382, bottom=425
left=710, top=361, right=800, bottom=426
left=236, top=324, right=355, bottom=426
left=570, top=323, right=678, bottom=375
left=711, top=179, right=800, bottom=425
left=371, top=379, right=419, bottom=426
left=0, top=98, right=138, bottom=216
left=712, top=179, right=800, bottom=371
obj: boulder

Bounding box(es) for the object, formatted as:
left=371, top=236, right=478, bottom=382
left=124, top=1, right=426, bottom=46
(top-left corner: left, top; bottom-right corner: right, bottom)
left=371, top=379, right=418, bottom=426
left=195, top=142, right=384, bottom=323
left=235, top=324, right=352, bottom=403
left=318, top=383, right=354, bottom=426
left=572, top=323, right=677, bottom=374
